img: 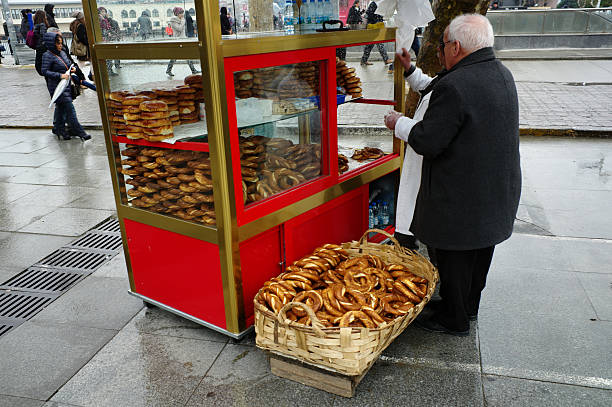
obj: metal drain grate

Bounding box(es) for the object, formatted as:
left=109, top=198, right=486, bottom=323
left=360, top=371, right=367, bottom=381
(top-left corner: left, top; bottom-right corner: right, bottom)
left=0, top=267, right=85, bottom=294
left=66, top=232, right=123, bottom=254
left=0, top=291, right=57, bottom=321
left=94, top=217, right=121, bottom=233
left=36, top=249, right=109, bottom=272
left=0, top=323, right=13, bottom=336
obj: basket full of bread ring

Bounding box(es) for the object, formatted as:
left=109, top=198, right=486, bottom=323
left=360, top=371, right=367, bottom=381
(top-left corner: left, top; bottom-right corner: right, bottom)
left=254, top=229, right=438, bottom=377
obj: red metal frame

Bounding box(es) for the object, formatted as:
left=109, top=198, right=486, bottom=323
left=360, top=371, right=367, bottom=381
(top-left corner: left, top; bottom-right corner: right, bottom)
left=339, top=153, right=398, bottom=182
left=112, top=135, right=210, bottom=152
left=352, top=98, right=396, bottom=106
left=224, top=47, right=338, bottom=226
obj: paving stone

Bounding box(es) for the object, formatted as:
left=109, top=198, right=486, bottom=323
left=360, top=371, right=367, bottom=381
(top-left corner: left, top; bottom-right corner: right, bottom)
left=31, top=276, right=143, bottom=330
left=479, top=310, right=612, bottom=385
left=492, top=233, right=574, bottom=272
left=19, top=208, right=114, bottom=237
left=382, top=322, right=480, bottom=365
left=63, top=188, right=117, bottom=211
left=0, top=182, right=42, bottom=205
left=0, top=232, right=73, bottom=270
left=10, top=185, right=97, bottom=208
left=333, top=359, right=484, bottom=406
left=0, top=153, right=58, bottom=168
left=0, top=266, right=25, bottom=283
left=577, top=272, right=612, bottom=321
left=7, top=168, right=73, bottom=185
left=0, top=204, right=58, bottom=232
left=40, top=156, right=112, bottom=170
left=45, top=169, right=112, bottom=188
left=125, top=306, right=229, bottom=344
left=50, top=329, right=225, bottom=407
left=0, top=166, right=26, bottom=181
left=0, top=321, right=117, bottom=400
left=0, top=394, right=44, bottom=407
left=94, top=251, right=128, bottom=279
left=1, top=140, right=53, bottom=154
left=187, top=344, right=337, bottom=406
left=480, top=266, right=596, bottom=319
left=482, top=375, right=612, bottom=407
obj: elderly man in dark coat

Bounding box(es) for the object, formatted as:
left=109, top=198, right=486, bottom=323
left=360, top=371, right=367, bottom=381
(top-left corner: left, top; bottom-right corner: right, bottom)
left=385, top=14, right=521, bottom=336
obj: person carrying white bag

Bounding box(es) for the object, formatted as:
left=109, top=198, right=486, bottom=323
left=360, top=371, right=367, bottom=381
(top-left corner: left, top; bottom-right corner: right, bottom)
left=383, top=39, right=448, bottom=254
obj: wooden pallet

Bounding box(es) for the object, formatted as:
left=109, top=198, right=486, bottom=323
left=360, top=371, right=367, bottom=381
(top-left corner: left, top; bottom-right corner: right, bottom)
left=267, top=352, right=372, bottom=398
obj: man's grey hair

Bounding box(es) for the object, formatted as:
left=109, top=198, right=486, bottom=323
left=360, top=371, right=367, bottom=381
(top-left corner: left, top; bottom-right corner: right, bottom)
left=47, top=27, right=61, bottom=33
left=448, top=14, right=494, bottom=52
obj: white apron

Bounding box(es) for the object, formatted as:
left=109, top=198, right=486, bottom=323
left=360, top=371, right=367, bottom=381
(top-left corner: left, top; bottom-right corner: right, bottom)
left=394, top=67, right=434, bottom=235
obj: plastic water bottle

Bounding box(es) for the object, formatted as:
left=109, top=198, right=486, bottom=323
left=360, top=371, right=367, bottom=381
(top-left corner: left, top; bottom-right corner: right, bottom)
left=307, top=0, right=315, bottom=23
left=381, top=201, right=390, bottom=226
left=300, top=0, right=308, bottom=26
left=315, top=0, right=323, bottom=24
left=369, top=205, right=374, bottom=229
left=284, top=0, right=294, bottom=34
left=323, top=0, right=332, bottom=23
left=292, top=0, right=299, bottom=25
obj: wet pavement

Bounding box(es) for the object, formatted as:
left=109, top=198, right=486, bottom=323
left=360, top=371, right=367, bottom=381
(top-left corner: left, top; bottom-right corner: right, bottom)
left=1, top=51, right=612, bottom=405
left=0, top=131, right=611, bottom=405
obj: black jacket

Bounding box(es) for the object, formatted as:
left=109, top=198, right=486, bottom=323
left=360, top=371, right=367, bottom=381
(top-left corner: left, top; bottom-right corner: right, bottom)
left=185, top=11, right=195, bottom=38
left=408, top=47, right=521, bottom=250
left=347, top=5, right=362, bottom=24
left=44, top=4, right=58, bottom=28
left=365, top=2, right=382, bottom=25
left=220, top=14, right=231, bottom=35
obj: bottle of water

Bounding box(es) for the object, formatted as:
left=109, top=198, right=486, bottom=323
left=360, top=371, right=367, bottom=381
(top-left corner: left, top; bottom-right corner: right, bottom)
left=369, top=205, right=374, bottom=229
left=284, top=0, right=294, bottom=34
left=372, top=201, right=379, bottom=228
left=292, top=0, right=299, bottom=25
left=315, top=0, right=323, bottom=24
left=322, top=0, right=332, bottom=23
left=382, top=201, right=390, bottom=226
left=300, top=0, right=308, bottom=26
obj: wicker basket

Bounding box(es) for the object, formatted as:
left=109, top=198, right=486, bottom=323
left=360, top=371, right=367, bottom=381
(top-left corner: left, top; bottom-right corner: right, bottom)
left=254, top=229, right=439, bottom=377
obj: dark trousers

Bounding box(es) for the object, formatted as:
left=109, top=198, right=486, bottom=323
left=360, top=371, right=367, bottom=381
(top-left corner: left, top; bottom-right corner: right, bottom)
left=55, top=101, right=85, bottom=136
left=434, top=246, right=495, bottom=331
left=361, top=43, right=388, bottom=64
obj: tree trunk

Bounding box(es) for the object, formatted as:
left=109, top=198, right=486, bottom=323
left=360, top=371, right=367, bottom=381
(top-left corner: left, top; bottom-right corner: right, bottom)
left=405, top=0, right=491, bottom=117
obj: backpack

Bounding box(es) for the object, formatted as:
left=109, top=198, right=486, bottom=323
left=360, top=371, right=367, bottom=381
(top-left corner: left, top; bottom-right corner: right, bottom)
left=26, top=30, right=37, bottom=49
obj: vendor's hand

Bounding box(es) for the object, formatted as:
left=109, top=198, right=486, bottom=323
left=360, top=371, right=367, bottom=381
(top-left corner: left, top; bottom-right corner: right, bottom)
left=61, top=73, right=69, bottom=80
left=70, top=67, right=76, bottom=73
left=396, top=48, right=411, bottom=72
left=384, top=110, right=403, bottom=130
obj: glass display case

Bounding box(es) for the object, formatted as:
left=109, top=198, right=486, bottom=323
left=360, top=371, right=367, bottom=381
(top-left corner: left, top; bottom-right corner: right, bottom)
left=82, top=0, right=404, bottom=338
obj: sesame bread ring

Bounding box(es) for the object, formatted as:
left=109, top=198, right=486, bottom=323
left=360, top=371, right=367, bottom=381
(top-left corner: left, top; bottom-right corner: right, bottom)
left=177, top=173, right=195, bottom=182
left=292, top=290, right=323, bottom=317
left=338, top=310, right=376, bottom=328
left=332, top=284, right=366, bottom=311
left=123, top=95, right=151, bottom=106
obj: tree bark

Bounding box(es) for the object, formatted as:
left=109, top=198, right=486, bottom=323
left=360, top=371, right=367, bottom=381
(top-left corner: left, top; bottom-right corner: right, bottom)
left=405, top=0, right=491, bottom=117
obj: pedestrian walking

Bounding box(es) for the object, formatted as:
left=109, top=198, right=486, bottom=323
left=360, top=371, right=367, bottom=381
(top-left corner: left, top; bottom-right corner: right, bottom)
left=185, top=10, right=195, bottom=38
left=384, top=14, right=521, bottom=336
left=346, top=0, right=364, bottom=26
left=41, top=31, right=91, bottom=141
left=108, top=14, right=122, bottom=68
left=69, top=11, right=89, bottom=61
left=44, top=4, right=58, bottom=29
left=166, top=7, right=200, bottom=76
left=98, top=7, right=118, bottom=75
left=20, top=9, right=33, bottom=43
left=220, top=7, right=232, bottom=35
left=360, top=2, right=392, bottom=66
left=136, top=10, right=153, bottom=41
left=33, top=10, right=49, bottom=75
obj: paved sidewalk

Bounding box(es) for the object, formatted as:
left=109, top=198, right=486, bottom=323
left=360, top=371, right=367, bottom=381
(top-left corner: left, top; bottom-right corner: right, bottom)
left=2, top=59, right=612, bottom=135
left=1, top=134, right=611, bottom=406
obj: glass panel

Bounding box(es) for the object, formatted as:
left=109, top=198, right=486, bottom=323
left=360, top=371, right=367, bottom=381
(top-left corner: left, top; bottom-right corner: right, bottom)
left=103, top=59, right=205, bottom=143
left=336, top=44, right=394, bottom=175
left=588, top=12, right=612, bottom=34
left=232, top=60, right=325, bottom=205
left=543, top=11, right=588, bottom=34
left=96, top=0, right=198, bottom=42
left=117, top=143, right=216, bottom=226
left=501, top=12, right=544, bottom=34
left=486, top=13, right=503, bottom=35
left=220, top=0, right=341, bottom=39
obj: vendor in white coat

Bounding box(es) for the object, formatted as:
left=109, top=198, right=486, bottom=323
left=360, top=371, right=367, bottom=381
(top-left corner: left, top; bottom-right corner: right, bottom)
left=384, top=40, right=448, bottom=253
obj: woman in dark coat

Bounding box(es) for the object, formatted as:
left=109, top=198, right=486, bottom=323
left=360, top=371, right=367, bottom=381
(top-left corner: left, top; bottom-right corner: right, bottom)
left=41, top=32, right=90, bottom=141
left=359, top=2, right=391, bottom=66
left=33, top=10, right=49, bottom=75
left=220, top=7, right=232, bottom=35
left=44, top=4, right=58, bottom=28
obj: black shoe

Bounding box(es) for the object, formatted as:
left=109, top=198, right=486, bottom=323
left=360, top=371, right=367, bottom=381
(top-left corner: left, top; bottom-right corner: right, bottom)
left=415, top=316, right=469, bottom=337
left=166, top=70, right=174, bottom=77
left=468, top=313, right=478, bottom=321
left=192, top=70, right=201, bottom=74
left=427, top=300, right=478, bottom=321
left=61, top=133, right=72, bottom=140
left=78, top=133, right=92, bottom=141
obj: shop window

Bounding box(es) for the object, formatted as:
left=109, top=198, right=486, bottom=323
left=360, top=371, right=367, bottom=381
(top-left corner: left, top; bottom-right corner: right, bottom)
left=167, top=9, right=173, bottom=17
left=154, top=21, right=160, bottom=27
left=121, top=10, right=128, bottom=18
left=123, top=22, right=129, bottom=28
left=189, top=8, right=195, bottom=15
left=152, top=9, right=159, bottom=18
left=129, top=10, right=136, bottom=18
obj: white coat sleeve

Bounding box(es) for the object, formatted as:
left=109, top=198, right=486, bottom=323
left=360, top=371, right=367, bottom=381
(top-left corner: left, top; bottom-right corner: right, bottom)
left=394, top=116, right=419, bottom=142
left=406, top=67, right=433, bottom=92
